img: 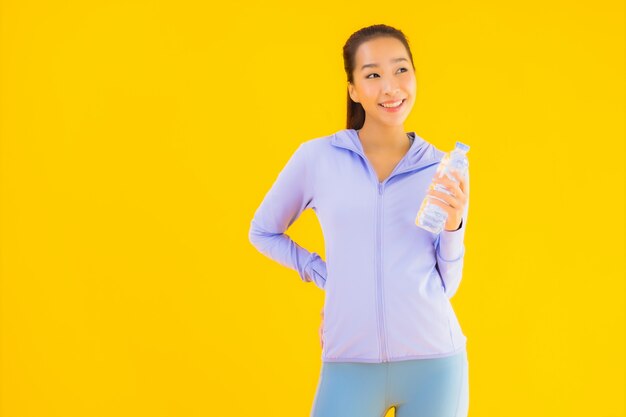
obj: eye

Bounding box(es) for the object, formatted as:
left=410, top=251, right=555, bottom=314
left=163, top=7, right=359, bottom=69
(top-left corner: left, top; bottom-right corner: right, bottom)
left=366, top=67, right=409, bottom=79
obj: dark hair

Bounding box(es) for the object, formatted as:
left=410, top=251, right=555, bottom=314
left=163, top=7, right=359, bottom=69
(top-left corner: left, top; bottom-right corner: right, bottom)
left=343, top=24, right=416, bottom=130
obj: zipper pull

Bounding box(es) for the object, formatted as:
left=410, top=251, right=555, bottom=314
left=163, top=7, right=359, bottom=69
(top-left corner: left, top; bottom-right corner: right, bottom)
left=378, top=183, right=383, bottom=194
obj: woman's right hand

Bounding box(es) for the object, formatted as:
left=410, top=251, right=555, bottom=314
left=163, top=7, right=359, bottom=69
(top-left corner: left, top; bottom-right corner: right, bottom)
left=319, top=309, right=324, bottom=348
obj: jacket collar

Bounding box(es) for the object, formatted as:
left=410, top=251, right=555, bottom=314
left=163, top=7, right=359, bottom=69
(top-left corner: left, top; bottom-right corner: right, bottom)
left=331, top=128, right=445, bottom=173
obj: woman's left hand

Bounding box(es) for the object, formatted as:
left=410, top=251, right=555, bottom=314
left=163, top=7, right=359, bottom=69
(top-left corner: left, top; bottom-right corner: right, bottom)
left=426, top=170, right=468, bottom=231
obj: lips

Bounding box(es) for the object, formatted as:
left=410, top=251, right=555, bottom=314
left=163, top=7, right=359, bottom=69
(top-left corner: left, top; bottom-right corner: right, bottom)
left=378, top=98, right=406, bottom=111
left=379, top=98, right=406, bottom=108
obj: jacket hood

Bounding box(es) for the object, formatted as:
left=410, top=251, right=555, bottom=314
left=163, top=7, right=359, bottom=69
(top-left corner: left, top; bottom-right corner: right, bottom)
left=331, top=128, right=446, bottom=174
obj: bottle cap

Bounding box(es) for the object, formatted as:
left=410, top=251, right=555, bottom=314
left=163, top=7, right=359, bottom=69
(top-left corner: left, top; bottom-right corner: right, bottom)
left=455, top=141, right=470, bottom=153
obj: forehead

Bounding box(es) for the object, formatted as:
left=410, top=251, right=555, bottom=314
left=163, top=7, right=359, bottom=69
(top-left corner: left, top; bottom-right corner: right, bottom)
left=354, top=37, right=408, bottom=66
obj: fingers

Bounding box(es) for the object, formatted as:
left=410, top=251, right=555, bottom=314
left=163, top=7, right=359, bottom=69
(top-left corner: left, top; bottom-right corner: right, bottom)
left=433, top=171, right=462, bottom=192
left=452, top=170, right=468, bottom=194
left=427, top=187, right=458, bottom=209
left=426, top=194, right=454, bottom=216
left=428, top=171, right=466, bottom=207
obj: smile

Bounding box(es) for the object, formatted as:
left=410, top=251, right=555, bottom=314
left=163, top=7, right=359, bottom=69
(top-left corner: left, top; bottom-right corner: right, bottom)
left=379, top=98, right=406, bottom=112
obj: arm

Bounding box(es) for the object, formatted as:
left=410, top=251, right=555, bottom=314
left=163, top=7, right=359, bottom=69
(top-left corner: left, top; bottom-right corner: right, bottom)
left=435, top=169, right=470, bottom=299
left=248, top=143, right=327, bottom=290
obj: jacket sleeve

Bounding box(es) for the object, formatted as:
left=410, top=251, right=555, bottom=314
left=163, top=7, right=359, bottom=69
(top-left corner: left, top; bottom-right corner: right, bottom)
left=248, top=143, right=327, bottom=290
left=435, top=169, right=470, bottom=299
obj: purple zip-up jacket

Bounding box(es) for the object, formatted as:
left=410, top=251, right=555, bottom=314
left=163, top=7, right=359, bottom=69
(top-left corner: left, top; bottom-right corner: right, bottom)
left=248, top=128, right=470, bottom=363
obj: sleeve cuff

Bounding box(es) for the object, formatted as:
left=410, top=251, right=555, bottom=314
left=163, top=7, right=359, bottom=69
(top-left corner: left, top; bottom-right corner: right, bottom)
left=437, top=219, right=465, bottom=262
left=304, top=253, right=327, bottom=290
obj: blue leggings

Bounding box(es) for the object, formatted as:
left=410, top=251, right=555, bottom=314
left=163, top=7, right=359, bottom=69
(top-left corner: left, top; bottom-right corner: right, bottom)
left=311, top=349, right=469, bottom=417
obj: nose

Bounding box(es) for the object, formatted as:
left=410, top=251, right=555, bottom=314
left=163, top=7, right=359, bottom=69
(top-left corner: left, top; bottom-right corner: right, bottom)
left=382, top=76, right=401, bottom=96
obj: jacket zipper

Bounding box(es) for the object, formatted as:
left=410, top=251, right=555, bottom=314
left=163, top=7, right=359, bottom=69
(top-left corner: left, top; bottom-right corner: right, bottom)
left=375, top=162, right=441, bottom=362
left=377, top=181, right=388, bottom=362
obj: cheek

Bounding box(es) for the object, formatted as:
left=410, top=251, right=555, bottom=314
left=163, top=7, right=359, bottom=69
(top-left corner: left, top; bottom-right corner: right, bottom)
left=361, top=88, right=378, bottom=105
left=403, top=78, right=417, bottom=93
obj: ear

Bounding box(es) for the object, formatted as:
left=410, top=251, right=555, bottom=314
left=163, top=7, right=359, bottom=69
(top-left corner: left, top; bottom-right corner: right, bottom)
left=348, top=83, right=359, bottom=103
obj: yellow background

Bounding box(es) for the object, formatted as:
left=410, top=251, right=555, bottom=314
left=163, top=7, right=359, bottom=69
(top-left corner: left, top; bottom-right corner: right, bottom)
left=1, top=1, right=624, bottom=416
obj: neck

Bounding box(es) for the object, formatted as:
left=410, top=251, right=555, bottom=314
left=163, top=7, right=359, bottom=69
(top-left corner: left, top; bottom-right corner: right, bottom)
left=356, top=123, right=409, bottom=153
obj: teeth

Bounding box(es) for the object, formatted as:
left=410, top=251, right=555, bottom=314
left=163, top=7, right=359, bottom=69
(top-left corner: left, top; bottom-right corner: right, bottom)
left=380, top=99, right=403, bottom=108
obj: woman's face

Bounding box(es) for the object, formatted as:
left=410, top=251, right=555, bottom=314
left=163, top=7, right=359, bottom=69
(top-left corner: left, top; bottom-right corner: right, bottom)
left=348, top=36, right=417, bottom=128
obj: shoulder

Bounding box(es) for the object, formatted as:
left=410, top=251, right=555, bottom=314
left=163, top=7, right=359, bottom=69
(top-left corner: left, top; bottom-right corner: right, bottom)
left=425, top=141, right=447, bottom=160
left=404, top=132, right=447, bottom=165
left=300, top=132, right=334, bottom=149
left=296, top=131, right=337, bottom=157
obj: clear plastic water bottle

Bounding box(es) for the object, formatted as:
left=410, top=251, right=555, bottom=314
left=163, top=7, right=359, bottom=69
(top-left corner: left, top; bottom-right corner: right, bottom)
left=416, top=141, right=470, bottom=234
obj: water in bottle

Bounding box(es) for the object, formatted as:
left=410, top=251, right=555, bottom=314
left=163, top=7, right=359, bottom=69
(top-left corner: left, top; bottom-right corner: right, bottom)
left=416, top=141, right=470, bottom=234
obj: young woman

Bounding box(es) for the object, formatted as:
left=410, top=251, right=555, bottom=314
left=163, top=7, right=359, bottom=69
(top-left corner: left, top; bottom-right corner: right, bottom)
left=249, top=24, right=470, bottom=417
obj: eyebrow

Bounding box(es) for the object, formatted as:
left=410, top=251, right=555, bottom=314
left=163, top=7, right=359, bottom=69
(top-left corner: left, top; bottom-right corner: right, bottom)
left=360, top=57, right=409, bottom=71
